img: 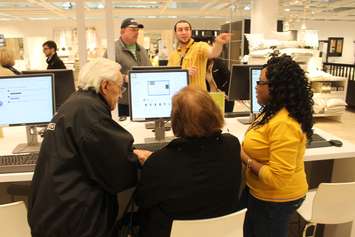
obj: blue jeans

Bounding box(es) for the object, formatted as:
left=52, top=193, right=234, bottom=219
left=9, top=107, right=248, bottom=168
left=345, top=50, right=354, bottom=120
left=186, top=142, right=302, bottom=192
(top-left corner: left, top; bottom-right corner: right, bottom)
left=243, top=188, right=304, bottom=237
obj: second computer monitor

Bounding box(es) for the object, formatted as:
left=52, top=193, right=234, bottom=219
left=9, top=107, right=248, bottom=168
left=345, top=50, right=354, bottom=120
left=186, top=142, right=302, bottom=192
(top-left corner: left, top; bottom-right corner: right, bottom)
left=129, top=69, right=188, bottom=121
left=22, top=69, right=75, bottom=110
left=250, top=67, right=262, bottom=114
left=228, top=64, right=262, bottom=101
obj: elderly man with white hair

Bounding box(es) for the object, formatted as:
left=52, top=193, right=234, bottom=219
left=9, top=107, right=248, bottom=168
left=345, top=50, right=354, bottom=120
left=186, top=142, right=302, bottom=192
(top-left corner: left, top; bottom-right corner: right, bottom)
left=28, top=58, right=145, bottom=237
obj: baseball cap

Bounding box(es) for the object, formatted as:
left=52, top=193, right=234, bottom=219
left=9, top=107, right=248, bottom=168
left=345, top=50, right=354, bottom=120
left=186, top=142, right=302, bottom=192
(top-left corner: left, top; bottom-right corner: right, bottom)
left=121, top=18, right=144, bottom=29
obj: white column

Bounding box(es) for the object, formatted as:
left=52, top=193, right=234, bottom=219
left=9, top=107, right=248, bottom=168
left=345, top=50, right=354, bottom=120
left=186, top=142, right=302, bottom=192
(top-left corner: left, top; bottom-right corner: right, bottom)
left=251, top=0, right=279, bottom=38
left=105, top=0, right=115, bottom=61
left=75, top=0, right=87, bottom=67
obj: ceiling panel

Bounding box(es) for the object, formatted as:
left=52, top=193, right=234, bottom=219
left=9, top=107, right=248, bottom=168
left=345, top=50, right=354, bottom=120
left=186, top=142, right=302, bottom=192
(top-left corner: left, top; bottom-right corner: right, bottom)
left=0, top=0, right=354, bottom=21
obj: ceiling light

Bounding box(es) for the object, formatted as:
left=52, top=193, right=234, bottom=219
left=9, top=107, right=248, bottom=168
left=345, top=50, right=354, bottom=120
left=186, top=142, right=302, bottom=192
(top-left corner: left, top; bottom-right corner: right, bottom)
left=244, top=5, right=250, bottom=11
left=62, top=2, right=73, bottom=10
left=285, top=8, right=290, bottom=12
left=97, top=3, right=104, bottom=9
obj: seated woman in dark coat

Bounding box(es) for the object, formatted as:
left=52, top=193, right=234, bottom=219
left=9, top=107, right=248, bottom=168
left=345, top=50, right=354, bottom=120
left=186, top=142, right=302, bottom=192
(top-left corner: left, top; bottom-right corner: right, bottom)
left=136, top=87, right=242, bottom=237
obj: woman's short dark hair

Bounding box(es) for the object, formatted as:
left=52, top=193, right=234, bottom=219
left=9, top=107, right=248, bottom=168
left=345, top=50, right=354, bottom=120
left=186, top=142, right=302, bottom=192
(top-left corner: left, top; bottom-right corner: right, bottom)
left=174, top=20, right=192, bottom=32
left=255, top=54, right=314, bottom=139
left=42, top=40, right=57, bottom=51
left=171, top=87, right=224, bottom=138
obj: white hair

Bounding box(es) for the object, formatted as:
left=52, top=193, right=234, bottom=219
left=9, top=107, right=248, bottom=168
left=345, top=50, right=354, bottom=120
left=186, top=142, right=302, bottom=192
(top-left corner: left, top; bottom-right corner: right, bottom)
left=78, top=58, right=122, bottom=93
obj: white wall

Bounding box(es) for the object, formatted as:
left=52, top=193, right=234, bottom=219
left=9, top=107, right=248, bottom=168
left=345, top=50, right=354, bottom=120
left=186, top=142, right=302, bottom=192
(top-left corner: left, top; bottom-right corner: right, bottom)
left=304, top=21, right=355, bottom=64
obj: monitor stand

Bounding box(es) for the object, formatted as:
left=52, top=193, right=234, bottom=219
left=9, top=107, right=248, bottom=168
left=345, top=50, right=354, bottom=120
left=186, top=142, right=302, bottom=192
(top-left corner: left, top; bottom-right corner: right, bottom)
left=144, top=119, right=174, bottom=143
left=238, top=114, right=256, bottom=125
left=13, top=126, right=41, bottom=154
left=145, top=121, right=171, bottom=130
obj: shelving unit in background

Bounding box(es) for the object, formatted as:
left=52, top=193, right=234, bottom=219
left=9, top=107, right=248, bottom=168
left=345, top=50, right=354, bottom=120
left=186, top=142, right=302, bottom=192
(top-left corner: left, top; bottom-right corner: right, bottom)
left=310, top=76, right=348, bottom=117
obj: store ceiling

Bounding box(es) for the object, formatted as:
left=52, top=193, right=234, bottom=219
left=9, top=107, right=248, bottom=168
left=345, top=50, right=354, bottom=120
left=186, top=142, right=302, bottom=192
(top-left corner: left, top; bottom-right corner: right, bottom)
left=0, top=0, right=354, bottom=22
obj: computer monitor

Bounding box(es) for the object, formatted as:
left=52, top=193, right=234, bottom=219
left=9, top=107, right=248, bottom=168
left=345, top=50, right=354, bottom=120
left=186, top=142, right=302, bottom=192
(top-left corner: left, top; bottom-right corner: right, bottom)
left=22, top=69, right=75, bottom=110
left=0, top=74, right=55, bottom=153
left=228, top=64, right=262, bottom=101
left=237, top=66, right=262, bottom=124
left=158, top=60, right=168, bottom=66
left=250, top=67, right=262, bottom=115
left=128, top=69, right=188, bottom=142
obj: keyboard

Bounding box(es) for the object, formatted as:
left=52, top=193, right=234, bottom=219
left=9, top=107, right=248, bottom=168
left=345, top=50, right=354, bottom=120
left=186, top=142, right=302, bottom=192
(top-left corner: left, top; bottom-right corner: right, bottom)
left=134, top=142, right=169, bottom=152
left=306, top=133, right=332, bottom=149
left=224, top=111, right=250, bottom=118
left=0, top=153, right=39, bottom=173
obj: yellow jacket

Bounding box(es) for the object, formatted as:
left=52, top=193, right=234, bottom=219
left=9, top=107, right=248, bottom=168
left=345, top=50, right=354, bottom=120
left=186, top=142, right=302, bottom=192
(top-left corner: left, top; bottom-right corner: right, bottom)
left=168, top=39, right=210, bottom=90
left=243, top=108, right=308, bottom=202
left=0, top=66, right=15, bottom=76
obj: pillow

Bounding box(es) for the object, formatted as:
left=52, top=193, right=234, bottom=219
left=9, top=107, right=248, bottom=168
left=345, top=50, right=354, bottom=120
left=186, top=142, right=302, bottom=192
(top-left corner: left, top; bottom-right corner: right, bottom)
left=245, top=33, right=267, bottom=51
left=249, top=49, right=273, bottom=58
left=326, top=98, right=347, bottom=108
left=277, top=40, right=304, bottom=49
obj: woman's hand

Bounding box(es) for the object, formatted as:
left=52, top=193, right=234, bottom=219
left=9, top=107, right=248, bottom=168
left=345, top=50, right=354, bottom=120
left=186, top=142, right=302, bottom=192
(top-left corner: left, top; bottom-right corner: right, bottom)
left=134, top=149, right=153, bottom=166
left=240, top=147, right=263, bottom=175
left=188, top=66, right=198, bottom=77
left=240, top=148, right=250, bottom=164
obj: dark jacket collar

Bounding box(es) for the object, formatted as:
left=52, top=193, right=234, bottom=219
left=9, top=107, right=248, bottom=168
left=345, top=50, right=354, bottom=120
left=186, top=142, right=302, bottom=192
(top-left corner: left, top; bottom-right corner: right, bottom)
left=169, top=130, right=223, bottom=149
left=78, top=88, right=111, bottom=114
left=46, top=52, right=58, bottom=63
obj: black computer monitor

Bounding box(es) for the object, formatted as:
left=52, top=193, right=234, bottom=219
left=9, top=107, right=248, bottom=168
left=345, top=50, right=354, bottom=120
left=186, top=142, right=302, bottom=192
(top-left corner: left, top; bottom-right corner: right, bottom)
left=0, top=74, right=55, bottom=153
left=250, top=67, right=262, bottom=114
left=128, top=69, right=188, bottom=142
left=158, top=60, right=168, bottom=66
left=237, top=66, right=262, bottom=124
left=22, top=69, right=75, bottom=110
left=228, top=64, right=262, bottom=101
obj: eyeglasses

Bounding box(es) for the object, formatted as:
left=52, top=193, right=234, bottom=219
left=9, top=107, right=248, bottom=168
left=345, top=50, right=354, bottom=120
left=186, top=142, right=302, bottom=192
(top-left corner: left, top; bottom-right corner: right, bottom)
left=256, top=80, right=270, bottom=86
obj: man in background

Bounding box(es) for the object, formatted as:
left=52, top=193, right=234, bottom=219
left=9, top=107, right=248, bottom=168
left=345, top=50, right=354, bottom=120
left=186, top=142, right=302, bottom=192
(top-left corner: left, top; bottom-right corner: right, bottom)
left=42, top=40, right=66, bottom=69
left=168, top=20, right=230, bottom=90
left=114, top=18, right=151, bottom=117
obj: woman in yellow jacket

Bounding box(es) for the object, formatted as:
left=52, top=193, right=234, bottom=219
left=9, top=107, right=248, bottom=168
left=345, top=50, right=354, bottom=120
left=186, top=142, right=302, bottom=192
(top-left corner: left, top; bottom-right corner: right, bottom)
left=242, top=55, right=314, bottom=237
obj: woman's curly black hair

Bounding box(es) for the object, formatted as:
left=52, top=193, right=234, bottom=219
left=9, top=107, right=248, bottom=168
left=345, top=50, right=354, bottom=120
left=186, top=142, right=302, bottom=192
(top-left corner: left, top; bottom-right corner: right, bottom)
left=254, top=54, right=314, bottom=139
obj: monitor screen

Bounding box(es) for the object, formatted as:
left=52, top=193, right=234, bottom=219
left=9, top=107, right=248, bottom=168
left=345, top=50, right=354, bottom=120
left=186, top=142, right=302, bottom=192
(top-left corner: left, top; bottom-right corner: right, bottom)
left=129, top=69, right=188, bottom=121
left=0, top=74, right=55, bottom=126
left=228, top=64, right=262, bottom=101
left=22, top=69, right=75, bottom=110
left=250, top=67, right=262, bottom=114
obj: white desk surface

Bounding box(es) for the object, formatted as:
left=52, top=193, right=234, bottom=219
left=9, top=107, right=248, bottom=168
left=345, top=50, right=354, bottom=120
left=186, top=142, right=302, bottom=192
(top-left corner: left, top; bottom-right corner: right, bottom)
left=1, top=118, right=355, bottom=183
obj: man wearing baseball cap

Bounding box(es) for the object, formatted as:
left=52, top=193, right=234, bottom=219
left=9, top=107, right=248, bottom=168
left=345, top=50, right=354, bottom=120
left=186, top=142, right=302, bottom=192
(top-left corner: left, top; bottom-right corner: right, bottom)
left=115, top=18, right=151, bottom=117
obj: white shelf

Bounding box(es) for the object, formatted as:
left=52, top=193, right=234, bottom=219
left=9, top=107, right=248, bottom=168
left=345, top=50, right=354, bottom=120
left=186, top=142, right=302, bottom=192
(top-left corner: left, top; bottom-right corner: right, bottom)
left=313, top=91, right=345, bottom=98
left=314, top=112, right=344, bottom=117
left=309, top=77, right=347, bottom=82
left=311, top=73, right=348, bottom=118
